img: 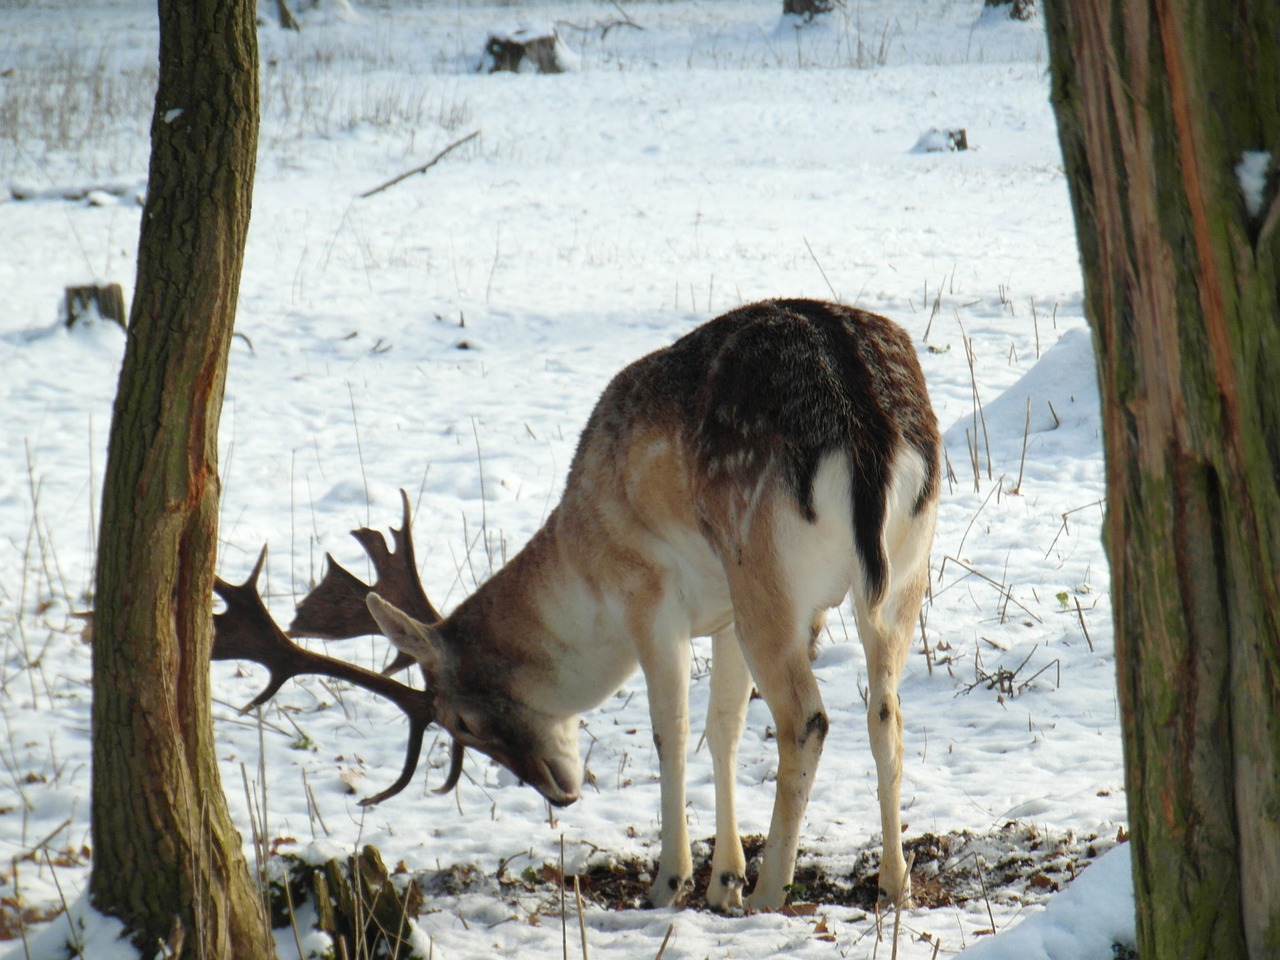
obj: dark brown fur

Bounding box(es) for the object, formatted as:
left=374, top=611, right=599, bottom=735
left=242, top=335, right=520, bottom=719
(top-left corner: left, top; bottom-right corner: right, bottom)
left=571, top=299, right=940, bottom=603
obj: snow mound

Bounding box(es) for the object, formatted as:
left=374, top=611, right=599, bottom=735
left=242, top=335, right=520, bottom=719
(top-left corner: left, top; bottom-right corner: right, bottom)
left=944, top=326, right=1100, bottom=476
left=912, top=127, right=969, bottom=153
left=956, top=842, right=1135, bottom=960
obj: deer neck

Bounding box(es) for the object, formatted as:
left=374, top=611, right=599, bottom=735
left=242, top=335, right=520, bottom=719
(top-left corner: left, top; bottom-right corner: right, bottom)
left=441, top=502, right=643, bottom=718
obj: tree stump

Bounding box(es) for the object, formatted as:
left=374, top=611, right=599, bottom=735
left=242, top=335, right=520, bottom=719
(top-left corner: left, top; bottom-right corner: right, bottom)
left=483, top=26, right=564, bottom=74
left=913, top=128, right=969, bottom=153
left=276, top=846, right=424, bottom=959
left=63, top=283, right=127, bottom=330
left=984, top=0, right=1036, bottom=21
left=783, top=0, right=837, bottom=20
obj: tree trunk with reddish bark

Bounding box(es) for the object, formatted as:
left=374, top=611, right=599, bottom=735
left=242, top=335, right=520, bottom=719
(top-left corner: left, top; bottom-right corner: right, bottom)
left=1047, top=3, right=1280, bottom=958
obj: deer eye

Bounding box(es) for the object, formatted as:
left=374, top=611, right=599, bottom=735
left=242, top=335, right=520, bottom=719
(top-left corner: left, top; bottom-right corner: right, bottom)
left=453, top=710, right=487, bottom=743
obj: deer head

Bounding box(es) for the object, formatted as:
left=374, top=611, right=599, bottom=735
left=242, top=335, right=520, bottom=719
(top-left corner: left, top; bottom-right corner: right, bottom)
left=212, top=490, right=462, bottom=804
left=365, top=593, right=583, bottom=808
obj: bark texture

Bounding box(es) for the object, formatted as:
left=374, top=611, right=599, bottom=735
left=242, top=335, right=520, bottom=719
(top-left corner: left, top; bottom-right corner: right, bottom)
left=1047, top=2, right=1280, bottom=958
left=88, top=0, right=271, bottom=954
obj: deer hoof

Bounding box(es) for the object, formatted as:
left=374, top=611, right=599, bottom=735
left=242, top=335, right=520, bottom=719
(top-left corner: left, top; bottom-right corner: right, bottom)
left=706, top=871, right=746, bottom=913
left=644, top=871, right=692, bottom=909
left=744, top=881, right=789, bottom=914
left=877, top=875, right=913, bottom=909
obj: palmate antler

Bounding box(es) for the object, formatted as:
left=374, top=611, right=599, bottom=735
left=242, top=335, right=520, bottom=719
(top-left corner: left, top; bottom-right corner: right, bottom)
left=212, top=491, right=462, bottom=805
left=289, top=490, right=442, bottom=674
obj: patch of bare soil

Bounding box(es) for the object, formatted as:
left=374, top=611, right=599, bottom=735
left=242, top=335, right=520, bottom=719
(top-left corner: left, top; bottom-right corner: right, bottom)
left=418, top=820, right=1126, bottom=917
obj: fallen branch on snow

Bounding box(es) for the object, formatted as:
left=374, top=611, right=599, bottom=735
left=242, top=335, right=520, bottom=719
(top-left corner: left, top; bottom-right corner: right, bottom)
left=358, top=130, right=480, bottom=199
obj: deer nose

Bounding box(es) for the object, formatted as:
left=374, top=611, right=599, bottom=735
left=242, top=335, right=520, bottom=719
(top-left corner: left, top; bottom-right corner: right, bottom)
left=536, top=758, right=580, bottom=807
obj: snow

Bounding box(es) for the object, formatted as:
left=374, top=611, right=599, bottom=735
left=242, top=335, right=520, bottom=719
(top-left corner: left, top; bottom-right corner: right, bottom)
left=0, top=2, right=1133, bottom=958
left=14, top=897, right=135, bottom=960
left=956, top=843, right=1134, bottom=960
left=1236, top=149, right=1271, bottom=219
left=911, top=128, right=966, bottom=153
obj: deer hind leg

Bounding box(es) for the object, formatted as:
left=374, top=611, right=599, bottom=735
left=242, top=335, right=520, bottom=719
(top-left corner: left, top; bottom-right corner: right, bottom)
left=719, top=537, right=840, bottom=910
left=855, top=507, right=934, bottom=906
left=704, top=625, right=753, bottom=912
left=640, top=636, right=694, bottom=907
left=735, top=596, right=828, bottom=913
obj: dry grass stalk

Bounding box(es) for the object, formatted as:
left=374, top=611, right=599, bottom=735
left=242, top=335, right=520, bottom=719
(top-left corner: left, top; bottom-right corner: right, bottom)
left=803, top=236, right=839, bottom=302
left=653, top=922, right=675, bottom=960
left=961, top=329, right=993, bottom=483
left=940, top=555, right=1043, bottom=625
left=923, top=277, right=943, bottom=341
left=975, top=855, right=997, bottom=934
left=1013, top=396, right=1032, bottom=494
left=561, top=835, right=569, bottom=960
left=574, top=874, right=590, bottom=960
left=1074, top=597, right=1095, bottom=652
left=889, top=849, right=915, bottom=960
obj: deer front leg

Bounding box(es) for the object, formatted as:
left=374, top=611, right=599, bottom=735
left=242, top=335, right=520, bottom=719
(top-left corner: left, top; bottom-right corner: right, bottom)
left=641, top=637, right=693, bottom=908
left=705, top=626, right=753, bottom=912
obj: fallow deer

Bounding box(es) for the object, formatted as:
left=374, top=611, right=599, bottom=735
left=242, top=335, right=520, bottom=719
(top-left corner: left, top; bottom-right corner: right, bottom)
left=216, top=298, right=940, bottom=912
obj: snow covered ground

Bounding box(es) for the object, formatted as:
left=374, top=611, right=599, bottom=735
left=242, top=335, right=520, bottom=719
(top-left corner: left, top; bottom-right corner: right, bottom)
left=0, top=2, right=1133, bottom=957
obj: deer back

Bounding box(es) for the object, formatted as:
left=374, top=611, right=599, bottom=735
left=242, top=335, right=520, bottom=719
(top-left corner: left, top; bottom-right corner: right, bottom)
left=565, top=299, right=940, bottom=606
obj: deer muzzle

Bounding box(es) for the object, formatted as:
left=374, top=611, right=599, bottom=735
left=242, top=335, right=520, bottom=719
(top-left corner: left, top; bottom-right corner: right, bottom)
left=532, top=757, right=580, bottom=807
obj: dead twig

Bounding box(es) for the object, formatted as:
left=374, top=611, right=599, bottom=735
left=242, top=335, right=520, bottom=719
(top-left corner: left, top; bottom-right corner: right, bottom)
left=574, top=875, right=590, bottom=960
left=653, top=922, right=675, bottom=960
left=920, top=610, right=933, bottom=676
left=556, top=5, right=644, bottom=38
left=1074, top=597, right=1095, bottom=652
left=889, top=850, right=915, bottom=960
left=1012, top=396, right=1031, bottom=494
left=961, top=643, right=1059, bottom=699
left=359, top=130, right=481, bottom=199
left=1018, top=657, right=1061, bottom=695
left=939, top=555, right=1043, bottom=624
left=975, top=855, right=998, bottom=934
left=1043, top=498, right=1105, bottom=558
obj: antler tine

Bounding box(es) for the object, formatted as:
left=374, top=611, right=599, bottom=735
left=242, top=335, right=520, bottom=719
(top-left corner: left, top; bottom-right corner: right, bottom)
left=285, top=552, right=377, bottom=642
left=387, top=487, right=442, bottom=624
left=213, top=545, right=441, bottom=805
left=359, top=714, right=430, bottom=807
left=290, top=490, right=440, bottom=679
left=213, top=545, right=306, bottom=709
left=365, top=725, right=464, bottom=806
left=435, top=740, right=465, bottom=796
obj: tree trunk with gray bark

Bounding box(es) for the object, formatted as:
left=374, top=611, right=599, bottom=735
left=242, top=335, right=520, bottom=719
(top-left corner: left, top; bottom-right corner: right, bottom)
left=89, top=0, right=273, bottom=954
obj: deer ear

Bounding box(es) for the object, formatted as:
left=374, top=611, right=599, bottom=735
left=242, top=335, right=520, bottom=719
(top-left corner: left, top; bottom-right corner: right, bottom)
left=366, top=593, right=446, bottom=674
